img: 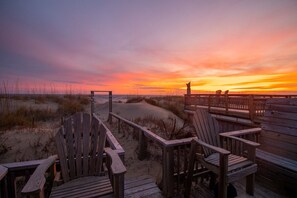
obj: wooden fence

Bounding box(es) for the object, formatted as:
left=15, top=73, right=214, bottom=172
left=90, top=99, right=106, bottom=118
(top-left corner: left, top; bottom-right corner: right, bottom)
left=184, top=94, right=297, bottom=122
left=109, top=113, right=208, bottom=197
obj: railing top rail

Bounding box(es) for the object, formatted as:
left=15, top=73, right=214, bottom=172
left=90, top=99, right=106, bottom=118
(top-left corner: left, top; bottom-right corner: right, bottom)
left=93, top=113, right=124, bottom=152
left=110, top=112, right=195, bottom=148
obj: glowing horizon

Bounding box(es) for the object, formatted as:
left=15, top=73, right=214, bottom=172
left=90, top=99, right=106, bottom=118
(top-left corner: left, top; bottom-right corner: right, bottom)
left=1, top=1, right=297, bottom=95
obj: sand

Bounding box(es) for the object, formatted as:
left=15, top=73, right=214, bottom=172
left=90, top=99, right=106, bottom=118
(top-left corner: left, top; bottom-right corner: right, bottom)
left=96, top=100, right=184, bottom=127
left=0, top=99, right=183, bottom=184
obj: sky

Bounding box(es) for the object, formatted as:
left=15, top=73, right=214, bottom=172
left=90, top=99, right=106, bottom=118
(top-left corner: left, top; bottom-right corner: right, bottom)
left=0, top=0, right=297, bottom=95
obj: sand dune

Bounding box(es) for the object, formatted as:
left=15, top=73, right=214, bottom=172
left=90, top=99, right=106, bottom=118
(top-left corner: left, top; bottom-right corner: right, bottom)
left=95, top=100, right=183, bottom=127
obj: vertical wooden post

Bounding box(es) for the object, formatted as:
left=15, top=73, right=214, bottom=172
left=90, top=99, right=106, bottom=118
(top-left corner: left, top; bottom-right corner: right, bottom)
left=138, top=129, right=147, bottom=160
left=246, top=146, right=256, bottom=195
left=185, top=140, right=197, bottom=198
left=248, top=95, right=255, bottom=121
left=0, top=168, right=8, bottom=198
left=7, top=172, right=16, bottom=198
left=108, top=91, right=112, bottom=122
left=219, top=154, right=228, bottom=198
left=225, top=94, right=229, bottom=113
left=208, top=95, right=211, bottom=112
left=113, top=174, right=125, bottom=198
left=162, top=146, right=174, bottom=197
left=90, top=91, right=94, bottom=115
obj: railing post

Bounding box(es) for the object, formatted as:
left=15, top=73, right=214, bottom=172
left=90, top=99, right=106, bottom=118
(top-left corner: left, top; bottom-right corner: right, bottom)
left=90, top=91, right=94, bottom=115
left=208, top=95, right=211, bottom=112
left=162, top=146, right=174, bottom=197
left=138, top=129, right=147, bottom=160
left=7, top=172, right=16, bottom=198
left=248, top=95, right=255, bottom=121
left=225, top=94, right=229, bottom=113
left=108, top=91, right=112, bottom=122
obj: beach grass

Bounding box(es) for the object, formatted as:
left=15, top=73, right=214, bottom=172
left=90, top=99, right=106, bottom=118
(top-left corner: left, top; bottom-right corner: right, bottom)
left=0, top=93, right=90, bottom=130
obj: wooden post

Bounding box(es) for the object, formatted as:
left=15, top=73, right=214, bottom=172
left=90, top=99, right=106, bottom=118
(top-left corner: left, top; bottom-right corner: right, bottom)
left=7, top=172, right=16, bottom=198
left=90, top=91, right=94, bottom=115
left=108, top=91, right=112, bottom=122
left=246, top=146, right=256, bottom=195
left=225, top=93, right=229, bottom=113
left=208, top=95, right=211, bottom=112
left=113, top=174, right=125, bottom=198
left=138, top=129, right=148, bottom=160
left=162, top=146, right=174, bottom=197
left=248, top=95, right=255, bottom=121
left=219, top=154, right=228, bottom=198
left=0, top=172, right=8, bottom=198
left=185, top=140, right=197, bottom=197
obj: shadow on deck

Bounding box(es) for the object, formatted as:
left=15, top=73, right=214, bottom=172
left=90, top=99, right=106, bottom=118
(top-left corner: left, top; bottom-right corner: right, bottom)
left=189, top=179, right=286, bottom=198
left=123, top=175, right=286, bottom=198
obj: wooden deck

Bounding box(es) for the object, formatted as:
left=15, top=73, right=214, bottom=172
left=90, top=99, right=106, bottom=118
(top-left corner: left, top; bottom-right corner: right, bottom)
left=189, top=179, right=286, bottom=198
left=124, top=175, right=163, bottom=198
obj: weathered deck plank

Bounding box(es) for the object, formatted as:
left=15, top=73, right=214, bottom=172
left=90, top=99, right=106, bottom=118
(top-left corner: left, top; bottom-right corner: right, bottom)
left=125, top=176, right=163, bottom=198
left=190, top=179, right=286, bottom=198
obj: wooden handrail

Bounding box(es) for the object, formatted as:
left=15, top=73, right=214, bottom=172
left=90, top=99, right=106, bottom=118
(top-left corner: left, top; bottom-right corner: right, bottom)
left=184, top=94, right=297, bottom=122
left=109, top=112, right=201, bottom=197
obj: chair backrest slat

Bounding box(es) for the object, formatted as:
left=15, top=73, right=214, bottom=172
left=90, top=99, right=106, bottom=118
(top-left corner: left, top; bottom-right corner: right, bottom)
left=56, top=112, right=107, bottom=181
left=55, top=128, right=70, bottom=182
left=82, top=113, right=91, bottom=176
left=73, top=113, right=82, bottom=177
left=64, top=118, right=76, bottom=178
left=96, top=124, right=107, bottom=174
left=192, top=109, right=220, bottom=156
left=89, top=116, right=99, bottom=175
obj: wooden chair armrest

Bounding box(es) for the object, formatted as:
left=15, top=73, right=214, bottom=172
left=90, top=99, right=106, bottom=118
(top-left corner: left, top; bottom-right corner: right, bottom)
left=104, top=148, right=127, bottom=175
left=220, top=134, right=260, bottom=148
left=193, top=138, right=230, bottom=155
left=0, top=165, right=8, bottom=181
left=220, top=127, right=261, bottom=137
left=21, top=155, right=57, bottom=195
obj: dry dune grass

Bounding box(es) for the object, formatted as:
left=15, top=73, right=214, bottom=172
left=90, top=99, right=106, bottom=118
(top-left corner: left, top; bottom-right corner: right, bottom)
left=0, top=94, right=90, bottom=130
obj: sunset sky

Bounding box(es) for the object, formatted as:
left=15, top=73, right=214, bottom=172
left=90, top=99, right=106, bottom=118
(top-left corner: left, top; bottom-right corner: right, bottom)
left=1, top=1, right=297, bottom=95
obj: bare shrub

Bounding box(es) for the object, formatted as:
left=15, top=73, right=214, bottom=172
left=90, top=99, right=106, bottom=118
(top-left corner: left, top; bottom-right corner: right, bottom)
left=133, top=115, right=193, bottom=140
left=126, top=97, right=144, bottom=103
left=0, top=135, right=10, bottom=155
left=57, top=99, right=85, bottom=116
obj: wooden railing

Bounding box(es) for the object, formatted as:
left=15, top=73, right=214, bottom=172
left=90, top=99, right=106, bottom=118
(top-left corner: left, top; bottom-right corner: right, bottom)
left=220, top=128, right=261, bottom=155
left=0, top=120, right=124, bottom=198
left=109, top=112, right=207, bottom=197
left=184, top=94, right=297, bottom=121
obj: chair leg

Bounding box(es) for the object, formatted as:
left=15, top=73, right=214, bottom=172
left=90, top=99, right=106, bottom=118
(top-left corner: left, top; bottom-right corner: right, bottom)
left=209, top=172, right=216, bottom=190
left=218, top=176, right=227, bottom=198
left=246, top=173, right=255, bottom=195
left=219, top=154, right=228, bottom=198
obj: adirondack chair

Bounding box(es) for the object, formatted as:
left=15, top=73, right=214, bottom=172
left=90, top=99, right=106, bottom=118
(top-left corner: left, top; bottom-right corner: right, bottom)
left=185, top=109, right=260, bottom=198
left=0, top=165, right=8, bottom=198
left=22, top=112, right=126, bottom=198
